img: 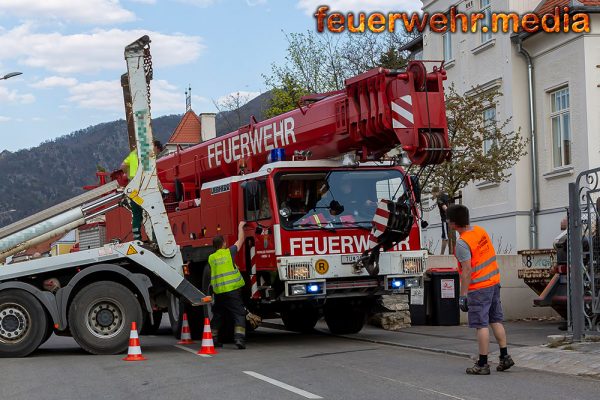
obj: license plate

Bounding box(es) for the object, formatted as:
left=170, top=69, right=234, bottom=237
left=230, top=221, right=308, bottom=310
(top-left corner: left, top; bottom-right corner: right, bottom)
left=341, top=254, right=360, bottom=264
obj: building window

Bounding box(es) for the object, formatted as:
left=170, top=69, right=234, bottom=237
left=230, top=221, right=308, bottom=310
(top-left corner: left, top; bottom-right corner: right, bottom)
left=481, top=0, right=492, bottom=43
left=483, top=106, right=496, bottom=155
left=443, top=32, right=453, bottom=61
left=550, top=87, right=571, bottom=168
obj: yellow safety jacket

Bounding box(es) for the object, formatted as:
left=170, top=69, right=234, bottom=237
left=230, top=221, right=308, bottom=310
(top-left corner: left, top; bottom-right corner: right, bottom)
left=123, top=150, right=138, bottom=179
left=208, top=248, right=245, bottom=294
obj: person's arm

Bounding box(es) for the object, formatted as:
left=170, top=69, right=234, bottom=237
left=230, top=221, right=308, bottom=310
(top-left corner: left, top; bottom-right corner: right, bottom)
left=459, top=261, right=472, bottom=297
left=234, top=220, right=246, bottom=250
left=455, top=239, right=472, bottom=297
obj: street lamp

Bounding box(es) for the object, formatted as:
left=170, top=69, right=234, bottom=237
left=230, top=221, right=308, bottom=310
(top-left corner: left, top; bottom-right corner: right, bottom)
left=0, top=72, right=22, bottom=81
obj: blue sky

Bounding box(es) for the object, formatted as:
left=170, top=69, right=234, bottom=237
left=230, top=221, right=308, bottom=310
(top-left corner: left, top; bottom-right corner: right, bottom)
left=0, top=0, right=419, bottom=151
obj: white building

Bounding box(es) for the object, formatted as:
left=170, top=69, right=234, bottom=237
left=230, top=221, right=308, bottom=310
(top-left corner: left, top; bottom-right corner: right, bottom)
left=414, top=0, right=600, bottom=254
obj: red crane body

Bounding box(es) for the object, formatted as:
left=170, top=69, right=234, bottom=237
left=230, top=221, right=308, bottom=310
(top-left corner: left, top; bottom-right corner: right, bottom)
left=156, top=61, right=449, bottom=187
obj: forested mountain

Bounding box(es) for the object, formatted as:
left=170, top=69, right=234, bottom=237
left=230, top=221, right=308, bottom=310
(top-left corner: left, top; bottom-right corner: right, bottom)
left=0, top=91, right=272, bottom=228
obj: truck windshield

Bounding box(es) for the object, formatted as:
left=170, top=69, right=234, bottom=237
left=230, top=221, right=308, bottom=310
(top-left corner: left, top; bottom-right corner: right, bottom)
left=275, top=169, right=407, bottom=230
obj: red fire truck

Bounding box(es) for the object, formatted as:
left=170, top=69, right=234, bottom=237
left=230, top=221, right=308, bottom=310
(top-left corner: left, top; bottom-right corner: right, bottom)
left=0, top=37, right=449, bottom=357
left=106, top=51, right=450, bottom=338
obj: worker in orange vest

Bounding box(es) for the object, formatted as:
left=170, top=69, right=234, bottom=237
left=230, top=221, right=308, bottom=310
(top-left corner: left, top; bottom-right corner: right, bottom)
left=447, top=204, right=514, bottom=375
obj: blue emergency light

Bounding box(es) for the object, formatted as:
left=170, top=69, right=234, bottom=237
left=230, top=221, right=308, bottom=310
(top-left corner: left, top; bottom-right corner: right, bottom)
left=390, top=278, right=405, bottom=289
left=307, top=284, right=320, bottom=293
left=268, top=148, right=285, bottom=163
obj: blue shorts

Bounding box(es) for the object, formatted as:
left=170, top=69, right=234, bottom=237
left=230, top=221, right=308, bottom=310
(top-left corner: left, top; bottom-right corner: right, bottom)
left=467, top=284, right=503, bottom=328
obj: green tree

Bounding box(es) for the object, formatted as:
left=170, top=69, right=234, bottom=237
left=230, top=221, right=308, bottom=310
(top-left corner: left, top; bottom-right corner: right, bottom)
left=426, top=84, right=528, bottom=199
left=264, top=73, right=309, bottom=119
left=423, top=84, right=528, bottom=252
left=264, top=30, right=412, bottom=116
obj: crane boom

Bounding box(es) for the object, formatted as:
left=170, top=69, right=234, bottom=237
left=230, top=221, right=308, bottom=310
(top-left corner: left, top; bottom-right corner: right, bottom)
left=157, top=61, right=449, bottom=185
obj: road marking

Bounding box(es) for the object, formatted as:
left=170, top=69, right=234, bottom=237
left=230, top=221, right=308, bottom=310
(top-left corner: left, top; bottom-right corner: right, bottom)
left=174, top=344, right=211, bottom=358
left=243, top=371, right=322, bottom=399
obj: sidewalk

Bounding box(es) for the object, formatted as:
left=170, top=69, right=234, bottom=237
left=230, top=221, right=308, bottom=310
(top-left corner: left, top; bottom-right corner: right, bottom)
left=321, top=320, right=600, bottom=379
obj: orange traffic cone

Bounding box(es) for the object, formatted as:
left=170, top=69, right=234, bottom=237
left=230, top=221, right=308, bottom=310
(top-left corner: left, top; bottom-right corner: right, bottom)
left=197, top=317, right=218, bottom=355
left=123, top=321, right=146, bottom=361
left=177, top=313, right=195, bottom=345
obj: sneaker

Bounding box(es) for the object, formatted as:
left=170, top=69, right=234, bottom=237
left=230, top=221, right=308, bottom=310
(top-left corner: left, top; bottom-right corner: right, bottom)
left=234, top=340, right=246, bottom=350
left=466, top=363, right=490, bottom=375
left=497, top=355, right=515, bottom=371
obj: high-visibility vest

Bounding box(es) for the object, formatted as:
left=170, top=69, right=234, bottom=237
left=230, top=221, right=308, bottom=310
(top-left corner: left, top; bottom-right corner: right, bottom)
left=208, top=248, right=245, bottom=294
left=311, top=213, right=327, bottom=226
left=123, top=150, right=138, bottom=179
left=457, top=225, right=500, bottom=292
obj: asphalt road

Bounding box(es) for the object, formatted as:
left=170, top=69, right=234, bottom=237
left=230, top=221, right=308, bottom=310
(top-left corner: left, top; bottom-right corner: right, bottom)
left=1, top=321, right=598, bottom=400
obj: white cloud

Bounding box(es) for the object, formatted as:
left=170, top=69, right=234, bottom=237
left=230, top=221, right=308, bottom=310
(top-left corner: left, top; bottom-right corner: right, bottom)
left=0, top=87, right=35, bottom=104
left=67, top=80, right=122, bottom=110
left=0, top=116, right=11, bottom=122
left=31, top=76, right=78, bottom=89
left=0, top=24, right=205, bottom=74
left=129, top=0, right=156, bottom=3
left=216, top=91, right=260, bottom=109
left=0, top=0, right=135, bottom=25
left=246, top=0, right=267, bottom=6
left=297, top=0, right=421, bottom=14
left=66, top=78, right=186, bottom=115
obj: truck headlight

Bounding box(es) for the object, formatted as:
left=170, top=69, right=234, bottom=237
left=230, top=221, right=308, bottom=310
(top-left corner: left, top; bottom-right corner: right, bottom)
left=405, top=278, right=420, bottom=288
left=291, top=284, right=307, bottom=295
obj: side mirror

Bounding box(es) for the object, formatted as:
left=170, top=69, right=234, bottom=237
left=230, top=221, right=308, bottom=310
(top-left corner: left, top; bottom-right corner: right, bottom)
left=329, top=200, right=344, bottom=215
left=279, top=207, right=291, bottom=219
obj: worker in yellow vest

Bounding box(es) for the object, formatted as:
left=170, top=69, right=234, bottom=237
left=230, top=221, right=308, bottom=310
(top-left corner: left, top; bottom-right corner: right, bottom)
left=208, top=221, right=247, bottom=349
left=120, top=141, right=163, bottom=241
left=447, top=204, right=514, bottom=375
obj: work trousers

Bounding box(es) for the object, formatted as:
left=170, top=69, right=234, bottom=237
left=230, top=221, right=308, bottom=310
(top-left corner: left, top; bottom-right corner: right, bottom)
left=211, top=288, right=246, bottom=342
left=130, top=200, right=143, bottom=241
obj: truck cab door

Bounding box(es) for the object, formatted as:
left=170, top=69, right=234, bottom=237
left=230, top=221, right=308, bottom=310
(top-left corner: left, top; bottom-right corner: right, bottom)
left=240, top=180, right=276, bottom=272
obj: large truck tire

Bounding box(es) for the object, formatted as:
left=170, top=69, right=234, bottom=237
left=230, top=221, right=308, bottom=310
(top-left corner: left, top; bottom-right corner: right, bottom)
left=167, top=293, right=205, bottom=340
left=0, top=289, right=49, bottom=358
left=140, top=311, right=163, bottom=335
left=324, top=302, right=367, bottom=334
left=68, top=281, right=142, bottom=355
left=40, top=317, right=54, bottom=346
left=281, top=307, right=320, bottom=333
left=167, top=291, right=183, bottom=339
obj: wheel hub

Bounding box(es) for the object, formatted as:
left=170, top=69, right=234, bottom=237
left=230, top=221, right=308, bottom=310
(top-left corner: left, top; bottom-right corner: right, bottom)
left=0, top=304, right=29, bottom=342
left=86, top=300, right=124, bottom=339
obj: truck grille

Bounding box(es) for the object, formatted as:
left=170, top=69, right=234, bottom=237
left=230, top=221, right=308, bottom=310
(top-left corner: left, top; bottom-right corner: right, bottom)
left=286, top=262, right=312, bottom=280
left=402, top=256, right=426, bottom=274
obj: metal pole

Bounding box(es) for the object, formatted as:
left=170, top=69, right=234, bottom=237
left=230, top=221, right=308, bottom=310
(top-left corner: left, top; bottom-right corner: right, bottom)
left=568, top=182, right=584, bottom=341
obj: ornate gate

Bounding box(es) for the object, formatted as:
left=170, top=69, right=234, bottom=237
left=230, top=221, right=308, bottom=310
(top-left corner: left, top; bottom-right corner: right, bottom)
left=568, top=166, right=600, bottom=339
